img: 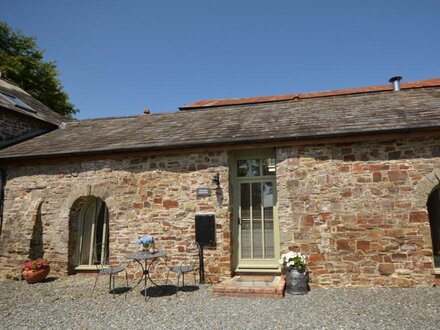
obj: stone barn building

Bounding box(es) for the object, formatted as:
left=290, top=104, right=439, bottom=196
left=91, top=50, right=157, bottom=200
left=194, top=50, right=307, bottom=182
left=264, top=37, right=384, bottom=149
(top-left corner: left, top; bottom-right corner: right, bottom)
left=1, top=77, right=440, bottom=288
left=0, top=78, right=66, bottom=149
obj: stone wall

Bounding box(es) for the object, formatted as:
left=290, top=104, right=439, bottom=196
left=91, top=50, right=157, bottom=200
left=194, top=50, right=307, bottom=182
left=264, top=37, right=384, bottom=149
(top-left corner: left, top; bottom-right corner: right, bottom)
left=0, top=152, right=231, bottom=282
left=1, top=136, right=440, bottom=287
left=0, top=111, right=50, bottom=148
left=276, top=136, right=440, bottom=287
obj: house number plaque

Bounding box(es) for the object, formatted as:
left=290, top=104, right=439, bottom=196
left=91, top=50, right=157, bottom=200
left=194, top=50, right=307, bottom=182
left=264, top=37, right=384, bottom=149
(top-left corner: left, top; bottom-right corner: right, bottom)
left=197, top=188, right=211, bottom=197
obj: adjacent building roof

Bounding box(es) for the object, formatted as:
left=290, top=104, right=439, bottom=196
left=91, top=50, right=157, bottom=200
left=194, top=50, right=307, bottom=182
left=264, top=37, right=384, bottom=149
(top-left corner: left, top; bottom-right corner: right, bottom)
left=181, top=78, right=440, bottom=109
left=1, top=79, right=440, bottom=160
left=0, top=78, right=66, bottom=126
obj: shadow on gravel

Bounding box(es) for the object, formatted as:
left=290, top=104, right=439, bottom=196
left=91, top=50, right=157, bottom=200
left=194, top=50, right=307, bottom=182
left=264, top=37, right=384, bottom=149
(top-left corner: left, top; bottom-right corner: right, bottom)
left=107, top=286, right=132, bottom=296
left=40, top=276, right=58, bottom=283
left=177, top=285, right=199, bottom=293
left=141, top=284, right=199, bottom=298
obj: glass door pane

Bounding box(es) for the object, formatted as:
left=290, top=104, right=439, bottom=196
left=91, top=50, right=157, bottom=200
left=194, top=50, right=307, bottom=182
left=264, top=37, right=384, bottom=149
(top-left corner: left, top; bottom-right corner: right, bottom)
left=80, top=201, right=96, bottom=265
left=240, top=183, right=251, bottom=258
left=237, top=159, right=261, bottom=177
left=263, top=182, right=274, bottom=258
left=78, top=199, right=109, bottom=267
left=252, top=182, right=262, bottom=258
left=95, top=201, right=108, bottom=264
left=239, top=180, right=275, bottom=260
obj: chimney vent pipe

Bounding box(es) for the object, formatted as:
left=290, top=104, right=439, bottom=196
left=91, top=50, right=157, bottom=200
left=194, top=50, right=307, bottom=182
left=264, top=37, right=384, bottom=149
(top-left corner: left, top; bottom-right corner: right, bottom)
left=389, top=76, right=402, bottom=92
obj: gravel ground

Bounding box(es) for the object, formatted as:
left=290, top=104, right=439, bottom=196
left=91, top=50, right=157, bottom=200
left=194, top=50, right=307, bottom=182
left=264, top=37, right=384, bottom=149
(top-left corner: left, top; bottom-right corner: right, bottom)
left=1, top=275, right=440, bottom=330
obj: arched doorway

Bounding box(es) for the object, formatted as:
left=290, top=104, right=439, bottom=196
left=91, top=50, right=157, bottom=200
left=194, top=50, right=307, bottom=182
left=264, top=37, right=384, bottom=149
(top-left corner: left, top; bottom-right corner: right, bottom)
left=427, top=187, right=440, bottom=268
left=69, top=197, right=109, bottom=270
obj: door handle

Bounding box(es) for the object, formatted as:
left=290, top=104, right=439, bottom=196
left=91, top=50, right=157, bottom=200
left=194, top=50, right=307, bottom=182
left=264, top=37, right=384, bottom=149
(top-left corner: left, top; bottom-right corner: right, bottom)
left=237, top=217, right=241, bottom=225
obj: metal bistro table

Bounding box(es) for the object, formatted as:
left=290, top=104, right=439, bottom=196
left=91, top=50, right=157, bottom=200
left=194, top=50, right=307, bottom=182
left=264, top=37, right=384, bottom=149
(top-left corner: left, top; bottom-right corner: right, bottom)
left=125, top=250, right=166, bottom=300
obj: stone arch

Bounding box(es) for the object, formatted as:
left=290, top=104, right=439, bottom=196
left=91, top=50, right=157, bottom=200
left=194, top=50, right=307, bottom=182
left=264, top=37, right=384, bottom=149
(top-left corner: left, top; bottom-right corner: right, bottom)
left=61, top=185, right=114, bottom=274
left=67, top=195, right=110, bottom=274
left=60, top=184, right=115, bottom=220
left=414, top=168, right=440, bottom=208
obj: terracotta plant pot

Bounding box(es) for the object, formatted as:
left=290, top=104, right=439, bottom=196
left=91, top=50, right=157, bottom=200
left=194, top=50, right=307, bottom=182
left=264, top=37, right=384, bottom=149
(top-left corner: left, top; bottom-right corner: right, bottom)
left=22, top=267, right=50, bottom=284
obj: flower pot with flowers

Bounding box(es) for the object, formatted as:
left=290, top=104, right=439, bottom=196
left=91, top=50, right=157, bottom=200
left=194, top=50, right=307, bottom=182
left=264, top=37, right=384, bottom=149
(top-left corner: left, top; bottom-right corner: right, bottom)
left=22, top=258, right=50, bottom=284
left=137, top=235, right=156, bottom=254
left=279, top=251, right=309, bottom=295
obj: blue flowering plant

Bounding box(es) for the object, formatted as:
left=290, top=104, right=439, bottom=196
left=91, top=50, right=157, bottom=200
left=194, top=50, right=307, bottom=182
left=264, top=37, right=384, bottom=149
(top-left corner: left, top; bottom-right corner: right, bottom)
left=137, top=235, right=156, bottom=252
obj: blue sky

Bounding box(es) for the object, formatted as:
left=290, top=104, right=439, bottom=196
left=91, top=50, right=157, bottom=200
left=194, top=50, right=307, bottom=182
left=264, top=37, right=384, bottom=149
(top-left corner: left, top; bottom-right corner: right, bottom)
left=2, top=1, right=440, bottom=119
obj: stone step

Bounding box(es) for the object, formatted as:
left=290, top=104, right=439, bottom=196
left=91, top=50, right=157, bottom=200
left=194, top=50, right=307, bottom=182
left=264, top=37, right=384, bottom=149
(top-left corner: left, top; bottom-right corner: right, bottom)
left=213, top=275, right=285, bottom=298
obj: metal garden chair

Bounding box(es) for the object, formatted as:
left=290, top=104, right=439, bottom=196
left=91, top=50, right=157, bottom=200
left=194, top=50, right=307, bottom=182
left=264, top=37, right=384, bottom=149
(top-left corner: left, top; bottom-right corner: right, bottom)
left=91, top=242, right=129, bottom=298
left=165, top=242, right=199, bottom=296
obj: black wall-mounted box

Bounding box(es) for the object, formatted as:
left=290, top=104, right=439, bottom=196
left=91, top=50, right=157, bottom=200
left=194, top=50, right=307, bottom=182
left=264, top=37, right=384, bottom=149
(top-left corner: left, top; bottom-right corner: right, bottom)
left=195, top=214, right=216, bottom=247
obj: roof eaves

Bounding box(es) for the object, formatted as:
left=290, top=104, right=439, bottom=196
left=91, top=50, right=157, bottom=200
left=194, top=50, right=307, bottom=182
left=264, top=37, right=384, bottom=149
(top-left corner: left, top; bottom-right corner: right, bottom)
left=0, top=103, right=61, bottom=127
left=2, top=125, right=439, bottom=161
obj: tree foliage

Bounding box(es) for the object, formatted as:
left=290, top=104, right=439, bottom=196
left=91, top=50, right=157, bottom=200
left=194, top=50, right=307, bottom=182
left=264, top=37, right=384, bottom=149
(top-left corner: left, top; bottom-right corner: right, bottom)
left=0, top=22, right=77, bottom=118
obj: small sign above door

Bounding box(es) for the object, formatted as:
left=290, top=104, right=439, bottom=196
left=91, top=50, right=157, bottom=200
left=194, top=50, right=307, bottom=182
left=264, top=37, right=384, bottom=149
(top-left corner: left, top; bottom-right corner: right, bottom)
left=197, top=188, right=211, bottom=198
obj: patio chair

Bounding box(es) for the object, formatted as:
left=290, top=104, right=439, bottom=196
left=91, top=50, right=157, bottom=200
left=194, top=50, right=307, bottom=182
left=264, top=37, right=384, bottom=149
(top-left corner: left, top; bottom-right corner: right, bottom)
left=91, top=243, right=129, bottom=298
left=165, top=242, right=199, bottom=296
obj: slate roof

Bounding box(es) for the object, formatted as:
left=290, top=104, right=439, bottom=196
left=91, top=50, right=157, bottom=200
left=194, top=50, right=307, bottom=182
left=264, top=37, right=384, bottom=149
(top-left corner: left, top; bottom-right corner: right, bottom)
left=1, top=82, right=440, bottom=160
left=0, top=78, right=66, bottom=126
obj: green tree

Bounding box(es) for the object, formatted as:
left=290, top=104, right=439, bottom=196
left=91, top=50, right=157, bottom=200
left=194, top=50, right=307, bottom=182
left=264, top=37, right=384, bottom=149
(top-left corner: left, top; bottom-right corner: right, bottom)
left=0, top=22, right=78, bottom=118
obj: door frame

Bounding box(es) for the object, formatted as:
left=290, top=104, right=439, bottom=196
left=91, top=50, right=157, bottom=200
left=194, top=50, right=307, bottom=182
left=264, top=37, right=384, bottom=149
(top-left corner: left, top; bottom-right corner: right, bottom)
left=230, top=149, right=280, bottom=273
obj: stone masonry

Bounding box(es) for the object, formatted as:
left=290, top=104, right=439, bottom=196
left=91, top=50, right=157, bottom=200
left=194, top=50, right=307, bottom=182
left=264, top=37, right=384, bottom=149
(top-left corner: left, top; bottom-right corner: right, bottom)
left=0, top=111, right=50, bottom=148
left=0, top=151, right=231, bottom=282
left=1, top=136, right=440, bottom=287
left=277, top=136, right=440, bottom=287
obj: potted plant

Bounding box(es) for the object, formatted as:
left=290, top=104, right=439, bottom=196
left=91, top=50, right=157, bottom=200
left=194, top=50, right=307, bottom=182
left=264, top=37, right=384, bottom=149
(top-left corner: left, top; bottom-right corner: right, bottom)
left=22, top=258, right=50, bottom=284
left=279, top=251, right=309, bottom=295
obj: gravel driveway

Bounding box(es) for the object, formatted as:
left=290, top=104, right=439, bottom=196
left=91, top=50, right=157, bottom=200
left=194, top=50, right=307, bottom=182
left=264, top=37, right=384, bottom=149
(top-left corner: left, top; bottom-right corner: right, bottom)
left=1, top=275, right=439, bottom=329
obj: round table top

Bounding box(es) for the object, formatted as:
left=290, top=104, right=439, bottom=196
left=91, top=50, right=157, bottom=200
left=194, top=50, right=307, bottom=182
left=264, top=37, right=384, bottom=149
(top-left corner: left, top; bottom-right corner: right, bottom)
left=125, top=250, right=166, bottom=260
